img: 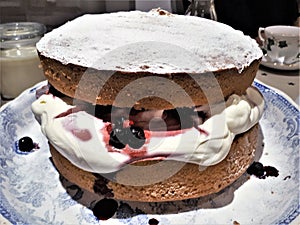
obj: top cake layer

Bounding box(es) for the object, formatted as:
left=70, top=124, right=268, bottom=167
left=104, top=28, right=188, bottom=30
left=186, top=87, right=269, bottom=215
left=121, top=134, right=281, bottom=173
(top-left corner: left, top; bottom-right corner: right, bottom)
left=36, top=9, right=262, bottom=74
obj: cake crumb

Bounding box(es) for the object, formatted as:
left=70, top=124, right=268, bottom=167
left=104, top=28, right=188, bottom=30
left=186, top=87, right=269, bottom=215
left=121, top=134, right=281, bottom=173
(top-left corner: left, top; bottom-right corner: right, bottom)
left=233, top=221, right=240, bottom=225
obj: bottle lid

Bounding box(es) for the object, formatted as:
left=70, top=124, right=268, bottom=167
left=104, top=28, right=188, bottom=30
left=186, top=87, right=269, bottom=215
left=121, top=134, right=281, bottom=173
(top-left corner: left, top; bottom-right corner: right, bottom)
left=0, top=22, right=46, bottom=48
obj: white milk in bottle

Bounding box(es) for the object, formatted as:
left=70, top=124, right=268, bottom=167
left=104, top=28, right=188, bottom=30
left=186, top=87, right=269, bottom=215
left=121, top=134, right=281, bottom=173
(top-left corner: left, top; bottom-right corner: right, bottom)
left=0, top=22, right=46, bottom=100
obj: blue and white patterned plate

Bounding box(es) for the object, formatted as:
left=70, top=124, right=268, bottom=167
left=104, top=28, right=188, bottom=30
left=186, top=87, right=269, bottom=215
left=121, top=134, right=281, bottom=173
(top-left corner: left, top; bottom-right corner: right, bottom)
left=0, top=80, right=299, bottom=225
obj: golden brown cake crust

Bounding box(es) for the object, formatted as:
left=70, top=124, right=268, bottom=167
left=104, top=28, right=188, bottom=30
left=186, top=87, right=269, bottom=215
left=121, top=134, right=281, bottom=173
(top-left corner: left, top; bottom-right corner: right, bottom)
left=39, top=54, right=260, bottom=110
left=49, top=124, right=259, bottom=202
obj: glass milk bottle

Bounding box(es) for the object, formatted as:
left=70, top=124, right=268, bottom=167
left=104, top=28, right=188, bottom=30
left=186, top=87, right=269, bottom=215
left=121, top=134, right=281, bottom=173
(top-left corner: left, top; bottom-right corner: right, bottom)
left=185, top=0, right=217, bottom=20
left=0, top=22, right=46, bottom=100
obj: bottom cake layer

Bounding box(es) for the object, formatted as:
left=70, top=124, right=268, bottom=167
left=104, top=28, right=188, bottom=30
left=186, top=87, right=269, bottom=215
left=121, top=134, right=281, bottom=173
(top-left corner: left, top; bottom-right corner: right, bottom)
left=50, top=124, right=259, bottom=202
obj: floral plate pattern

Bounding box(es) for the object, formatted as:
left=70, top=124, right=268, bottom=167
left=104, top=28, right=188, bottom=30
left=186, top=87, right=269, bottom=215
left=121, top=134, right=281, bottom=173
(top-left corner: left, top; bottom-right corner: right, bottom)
left=0, top=80, right=299, bottom=225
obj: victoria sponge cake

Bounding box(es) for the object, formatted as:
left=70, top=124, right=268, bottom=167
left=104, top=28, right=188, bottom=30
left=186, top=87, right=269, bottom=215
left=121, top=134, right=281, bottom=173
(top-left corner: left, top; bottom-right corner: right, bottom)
left=31, top=8, right=264, bottom=205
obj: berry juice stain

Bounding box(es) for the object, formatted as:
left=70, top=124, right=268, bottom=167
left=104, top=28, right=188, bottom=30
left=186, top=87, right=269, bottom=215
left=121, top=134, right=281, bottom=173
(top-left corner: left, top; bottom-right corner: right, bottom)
left=61, top=115, right=92, bottom=141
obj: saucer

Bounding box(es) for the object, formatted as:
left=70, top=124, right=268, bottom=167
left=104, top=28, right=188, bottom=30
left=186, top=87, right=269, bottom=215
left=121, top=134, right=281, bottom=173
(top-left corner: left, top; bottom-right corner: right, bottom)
left=260, top=55, right=300, bottom=71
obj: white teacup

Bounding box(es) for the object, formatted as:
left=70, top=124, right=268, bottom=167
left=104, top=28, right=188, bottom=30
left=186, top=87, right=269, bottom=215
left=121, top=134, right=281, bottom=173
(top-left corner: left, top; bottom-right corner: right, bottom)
left=258, top=25, right=300, bottom=64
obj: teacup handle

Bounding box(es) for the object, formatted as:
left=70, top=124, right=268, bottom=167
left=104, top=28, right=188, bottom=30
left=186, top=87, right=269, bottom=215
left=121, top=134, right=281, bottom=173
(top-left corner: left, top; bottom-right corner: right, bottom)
left=258, top=27, right=266, bottom=44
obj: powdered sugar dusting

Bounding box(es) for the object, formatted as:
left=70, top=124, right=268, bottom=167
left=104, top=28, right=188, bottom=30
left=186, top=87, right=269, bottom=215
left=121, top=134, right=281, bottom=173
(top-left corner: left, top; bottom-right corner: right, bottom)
left=36, top=9, right=262, bottom=74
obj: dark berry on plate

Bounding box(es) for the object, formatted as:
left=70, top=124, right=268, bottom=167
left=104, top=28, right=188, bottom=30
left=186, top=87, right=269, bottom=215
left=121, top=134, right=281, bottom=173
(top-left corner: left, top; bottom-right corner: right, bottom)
left=149, top=218, right=159, bottom=225
left=18, top=136, right=35, bottom=152
left=109, top=129, right=126, bottom=149
left=247, top=161, right=264, bottom=177
left=264, top=166, right=279, bottom=177
left=92, top=198, right=118, bottom=220
left=127, top=126, right=146, bottom=149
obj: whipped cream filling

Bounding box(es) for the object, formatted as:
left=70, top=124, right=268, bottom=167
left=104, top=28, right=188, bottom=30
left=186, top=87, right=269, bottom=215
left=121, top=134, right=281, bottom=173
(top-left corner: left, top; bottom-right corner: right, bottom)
left=31, top=87, right=264, bottom=173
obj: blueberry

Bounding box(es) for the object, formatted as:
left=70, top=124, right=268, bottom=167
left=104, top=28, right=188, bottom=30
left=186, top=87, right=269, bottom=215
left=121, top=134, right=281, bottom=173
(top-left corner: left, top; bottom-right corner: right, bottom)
left=247, top=161, right=264, bottom=177
left=127, top=126, right=146, bottom=149
left=109, top=129, right=126, bottom=149
left=148, top=218, right=159, bottom=225
left=92, top=198, right=118, bottom=220
left=109, top=126, right=146, bottom=149
left=113, top=117, right=126, bottom=129
left=18, top=136, right=35, bottom=152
